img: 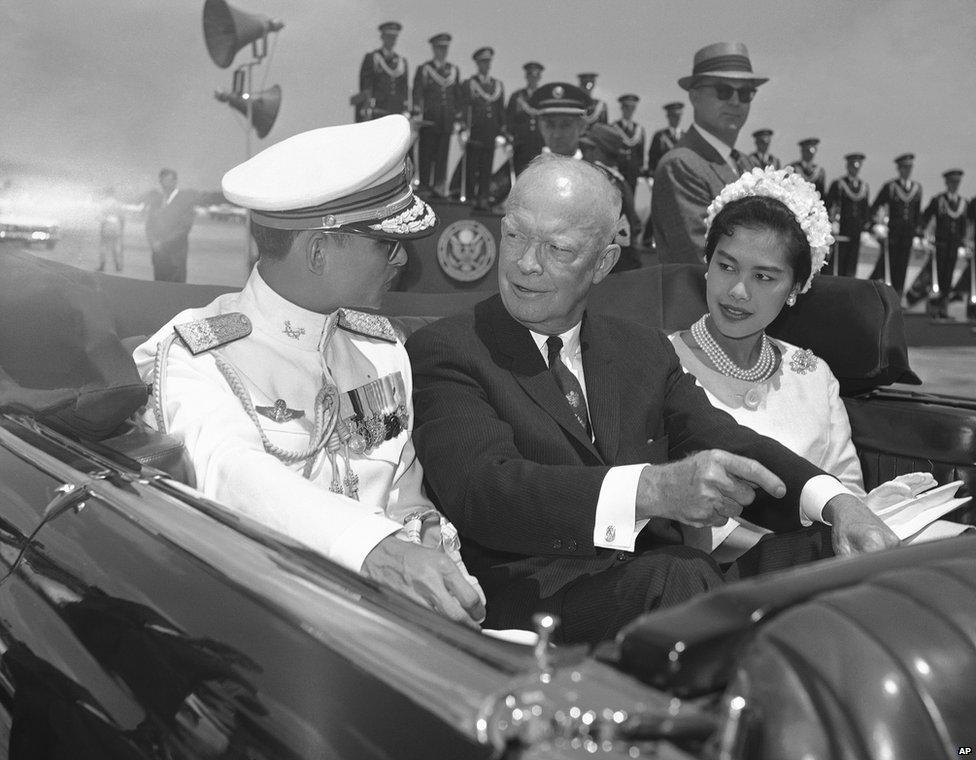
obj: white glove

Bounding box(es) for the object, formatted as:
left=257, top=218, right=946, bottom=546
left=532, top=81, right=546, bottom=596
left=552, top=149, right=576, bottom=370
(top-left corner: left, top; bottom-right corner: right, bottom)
left=864, top=472, right=938, bottom=512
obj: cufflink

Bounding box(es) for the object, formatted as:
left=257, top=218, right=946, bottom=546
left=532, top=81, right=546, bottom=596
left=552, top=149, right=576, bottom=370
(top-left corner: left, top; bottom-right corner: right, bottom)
left=605, top=525, right=616, bottom=543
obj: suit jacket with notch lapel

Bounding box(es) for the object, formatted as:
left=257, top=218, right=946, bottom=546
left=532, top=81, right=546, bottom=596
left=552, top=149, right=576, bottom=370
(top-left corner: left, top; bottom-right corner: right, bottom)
left=652, top=126, right=758, bottom=266
left=407, top=294, right=825, bottom=629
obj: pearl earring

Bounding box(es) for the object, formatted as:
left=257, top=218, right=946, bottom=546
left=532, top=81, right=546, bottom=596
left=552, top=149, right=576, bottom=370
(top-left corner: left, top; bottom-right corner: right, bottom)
left=786, top=293, right=797, bottom=307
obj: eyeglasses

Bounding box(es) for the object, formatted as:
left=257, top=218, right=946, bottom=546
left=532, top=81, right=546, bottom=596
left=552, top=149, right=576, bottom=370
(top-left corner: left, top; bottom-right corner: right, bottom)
left=692, top=83, right=757, bottom=103
left=383, top=239, right=408, bottom=267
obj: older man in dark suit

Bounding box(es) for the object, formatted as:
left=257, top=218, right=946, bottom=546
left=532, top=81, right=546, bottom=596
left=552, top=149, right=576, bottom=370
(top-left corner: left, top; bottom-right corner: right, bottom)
left=407, top=155, right=897, bottom=644
left=652, top=42, right=767, bottom=265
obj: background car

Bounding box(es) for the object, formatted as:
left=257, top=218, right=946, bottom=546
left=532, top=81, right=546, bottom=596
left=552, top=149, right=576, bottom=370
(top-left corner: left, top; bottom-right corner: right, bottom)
left=0, top=210, right=60, bottom=249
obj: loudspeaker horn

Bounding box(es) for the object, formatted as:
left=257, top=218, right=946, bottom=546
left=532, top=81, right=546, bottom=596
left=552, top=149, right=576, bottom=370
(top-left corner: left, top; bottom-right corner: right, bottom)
left=203, top=0, right=283, bottom=68
left=215, top=85, right=282, bottom=138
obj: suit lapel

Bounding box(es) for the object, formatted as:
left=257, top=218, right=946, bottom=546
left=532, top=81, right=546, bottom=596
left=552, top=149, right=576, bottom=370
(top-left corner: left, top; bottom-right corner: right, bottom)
left=682, top=128, right=738, bottom=186
left=580, top=315, right=620, bottom=463
left=480, top=297, right=602, bottom=461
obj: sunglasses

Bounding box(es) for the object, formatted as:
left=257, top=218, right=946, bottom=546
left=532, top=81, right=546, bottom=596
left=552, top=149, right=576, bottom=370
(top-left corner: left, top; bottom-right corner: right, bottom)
left=693, top=83, right=757, bottom=103
left=383, top=239, right=408, bottom=267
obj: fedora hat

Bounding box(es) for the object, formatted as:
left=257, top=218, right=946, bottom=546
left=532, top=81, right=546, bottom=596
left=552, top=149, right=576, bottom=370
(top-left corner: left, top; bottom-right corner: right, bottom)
left=678, top=42, right=768, bottom=90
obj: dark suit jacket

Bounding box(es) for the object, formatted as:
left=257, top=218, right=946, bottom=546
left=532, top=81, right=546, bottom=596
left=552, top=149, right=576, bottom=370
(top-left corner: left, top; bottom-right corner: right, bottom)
left=145, top=189, right=198, bottom=256
left=652, top=126, right=756, bottom=266
left=407, top=294, right=825, bottom=628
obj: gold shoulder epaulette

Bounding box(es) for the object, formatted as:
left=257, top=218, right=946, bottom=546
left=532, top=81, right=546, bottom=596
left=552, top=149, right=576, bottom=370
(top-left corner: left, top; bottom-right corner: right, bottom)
left=337, top=309, right=398, bottom=343
left=175, top=312, right=252, bottom=355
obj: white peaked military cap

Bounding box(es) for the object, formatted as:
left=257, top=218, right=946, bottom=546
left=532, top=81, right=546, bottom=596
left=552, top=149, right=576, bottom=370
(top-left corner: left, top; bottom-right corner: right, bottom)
left=222, top=115, right=437, bottom=240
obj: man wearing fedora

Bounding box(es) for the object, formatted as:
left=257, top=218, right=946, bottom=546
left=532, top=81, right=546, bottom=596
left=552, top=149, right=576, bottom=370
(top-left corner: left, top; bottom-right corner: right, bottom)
left=412, top=33, right=461, bottom=196
left=749, top=128, right=780, bottom=170
left=652, top=42, right=766, bottom=265
left=356, top=22, right=409, bottom=122
left=789, top=138, right=826, bottom=199
left=460, top=47, right=506, bottom=210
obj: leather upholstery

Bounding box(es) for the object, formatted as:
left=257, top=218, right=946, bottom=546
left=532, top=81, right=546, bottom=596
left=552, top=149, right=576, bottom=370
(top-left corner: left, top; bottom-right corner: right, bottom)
left=614, top=536, right=976, bottom=700
left=721, top=551, right=976, bottom=759
left=99, top=421, right=196, bottom=487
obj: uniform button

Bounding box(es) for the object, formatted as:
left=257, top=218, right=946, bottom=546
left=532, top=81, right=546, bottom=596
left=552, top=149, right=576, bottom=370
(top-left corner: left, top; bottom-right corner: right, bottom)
left=567, top=539, right=578, bottom=552
left=617, top=552, right=629, bottom=561
left=552, top=539, right=563, bottom=550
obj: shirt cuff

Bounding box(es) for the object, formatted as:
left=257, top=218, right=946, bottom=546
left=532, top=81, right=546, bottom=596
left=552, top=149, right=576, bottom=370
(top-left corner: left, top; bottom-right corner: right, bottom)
left=594, top=464, right=649, bottom=551
left=329, top=512, right=403, bottom=573
left=799, top=474, right=852, bottom=526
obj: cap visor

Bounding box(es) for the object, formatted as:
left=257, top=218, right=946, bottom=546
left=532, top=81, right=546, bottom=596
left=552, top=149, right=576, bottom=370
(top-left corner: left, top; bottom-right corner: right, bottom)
left=345, top=195, right=439, bottom=241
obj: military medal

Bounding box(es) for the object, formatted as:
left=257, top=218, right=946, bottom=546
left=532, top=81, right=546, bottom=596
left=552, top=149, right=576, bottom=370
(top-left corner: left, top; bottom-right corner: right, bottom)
left=339, top=372, right=410, bottom=453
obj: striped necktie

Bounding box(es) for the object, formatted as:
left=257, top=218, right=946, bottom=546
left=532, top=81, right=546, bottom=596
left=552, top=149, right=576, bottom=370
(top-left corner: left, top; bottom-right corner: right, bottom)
left=546, top=336, right=591, bottom=435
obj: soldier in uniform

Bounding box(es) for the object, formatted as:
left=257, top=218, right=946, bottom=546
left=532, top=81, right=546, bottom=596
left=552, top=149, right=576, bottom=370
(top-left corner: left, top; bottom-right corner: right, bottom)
left=530, top=82, right=591, bottom=159
left=789, top=138, right=826, bottom=198
left=868, top=153, right=923, bottom=298
left=356, top=21, right=409, bottom=122
left=412, top=33, right=461, bottom=196
left=506, top=61, right=545, bottom=176
left=915, top=169, right=968, bottom=318
left=749, top=128, right=780, bottom=169
left=578, top=73, right=608, bottom=127
left=133, top=116, right=486, bottom=627
left=646, top=102, right=685, bottom=174
left=460, top=47, right=506, bottom=210
left=612, top=94, right=646, bottom=192
left=825, top=152, right=870, bottom=278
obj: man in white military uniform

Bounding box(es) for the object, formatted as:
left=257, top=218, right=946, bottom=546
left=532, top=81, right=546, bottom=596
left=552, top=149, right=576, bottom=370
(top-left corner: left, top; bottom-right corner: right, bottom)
left=133, top=116, right=486, bottom=626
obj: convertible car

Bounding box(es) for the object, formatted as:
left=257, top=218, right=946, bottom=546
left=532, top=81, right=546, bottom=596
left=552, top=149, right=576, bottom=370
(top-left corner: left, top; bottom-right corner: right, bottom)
left=0, top=248, right=973, bottom=759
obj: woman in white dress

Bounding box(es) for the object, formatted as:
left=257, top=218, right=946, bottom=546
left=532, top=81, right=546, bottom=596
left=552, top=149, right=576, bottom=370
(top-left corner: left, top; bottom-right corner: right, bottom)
left=670, top=168, right=933, bottom=560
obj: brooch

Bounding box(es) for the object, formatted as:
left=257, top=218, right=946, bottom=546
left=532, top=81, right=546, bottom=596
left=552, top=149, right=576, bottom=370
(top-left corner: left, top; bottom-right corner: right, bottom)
left=789, top=349, right=818, bottom=375
left=282, top=320, right=306, bottom=340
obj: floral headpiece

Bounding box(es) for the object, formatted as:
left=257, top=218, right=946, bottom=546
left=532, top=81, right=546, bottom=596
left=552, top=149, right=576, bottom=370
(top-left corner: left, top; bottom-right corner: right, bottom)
left=704, top=166, right=834, bottom=293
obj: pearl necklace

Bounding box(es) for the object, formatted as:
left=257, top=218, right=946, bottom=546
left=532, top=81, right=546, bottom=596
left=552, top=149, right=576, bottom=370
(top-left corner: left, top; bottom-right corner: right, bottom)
left=690, top=315, right=775, bottom=382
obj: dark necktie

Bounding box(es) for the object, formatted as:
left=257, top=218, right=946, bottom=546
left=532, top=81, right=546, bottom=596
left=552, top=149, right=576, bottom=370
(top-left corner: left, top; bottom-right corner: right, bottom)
left=546, top=336, right=591, bottom=435
left=729, top=149, right=743, bottom=174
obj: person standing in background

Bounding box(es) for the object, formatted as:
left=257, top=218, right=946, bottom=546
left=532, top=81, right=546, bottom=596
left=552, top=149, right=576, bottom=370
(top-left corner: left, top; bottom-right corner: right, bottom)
left=868, top=153, right=923, bottom=299
left=578, top=73, right=608, bottom=127
left=749, top=128, right=780, bottom=169
left=412, top=33, right=460, bottom=196
left=507, top=62, right=546, bottom=176
left=356, top=22, right=409, bottom=122
left=145, top=169, right=199, bottom=283
left=460, top=47, right=506, bottom=210
left=789, top=138, right=826, bottom=198
left=825, top=152, right=870, bottom=278
left=652, top=42, right=767, bottom=264
left=613, top=94, right=646, bottom=193
left=646, top=102, right=685, bottom=175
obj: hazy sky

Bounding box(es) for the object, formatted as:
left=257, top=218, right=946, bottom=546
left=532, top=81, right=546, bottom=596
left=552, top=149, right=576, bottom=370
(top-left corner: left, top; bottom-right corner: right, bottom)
left=4, top=0, right=976, bottom=205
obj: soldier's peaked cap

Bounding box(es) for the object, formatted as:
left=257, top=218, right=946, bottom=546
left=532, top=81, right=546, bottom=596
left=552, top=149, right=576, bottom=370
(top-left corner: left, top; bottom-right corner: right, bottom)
left=472, top=46, right=494, bottom=61
left=895, top=153, right=915, bottom=164
left=529, top=82, right=590, bottom=115
left=523, top=61, right=544, bottom=72
left=222, top=116, right=437, bottom=241
left=798, top=137, right=820, bottom=146
left=378, top=21, right=402, bottom=33
left=845, top=152, right=865, bottom=162
left=944, top=169, right=964, bottom=178
left=428, top=33, right=451, bottom=45
left=678, top=42, right=768, bottom=90
left=664, top=102, right=684, bottom=111
left=618, top=93, right=640, bottom=104
left=752, top=128, right=773, bottom=138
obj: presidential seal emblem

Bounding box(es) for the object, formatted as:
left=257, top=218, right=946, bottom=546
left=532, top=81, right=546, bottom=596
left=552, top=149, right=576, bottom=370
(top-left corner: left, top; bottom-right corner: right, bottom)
left=436, top=219, right=497, bottom=282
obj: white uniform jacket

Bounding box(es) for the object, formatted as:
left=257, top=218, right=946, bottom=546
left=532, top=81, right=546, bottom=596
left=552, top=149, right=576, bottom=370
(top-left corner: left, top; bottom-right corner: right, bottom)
left=133, top=269, right=431, bottom=573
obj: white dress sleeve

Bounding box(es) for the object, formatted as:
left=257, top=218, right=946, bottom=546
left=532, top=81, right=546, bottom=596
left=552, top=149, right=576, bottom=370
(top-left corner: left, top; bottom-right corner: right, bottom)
left=820, top=367, right=866, bottom=497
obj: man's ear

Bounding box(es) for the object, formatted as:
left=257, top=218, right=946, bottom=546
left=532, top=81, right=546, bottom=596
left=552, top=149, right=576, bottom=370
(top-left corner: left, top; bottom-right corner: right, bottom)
left=305, top=232, right=327, bottom=275
left=592, top=243, right=620, bottom=285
